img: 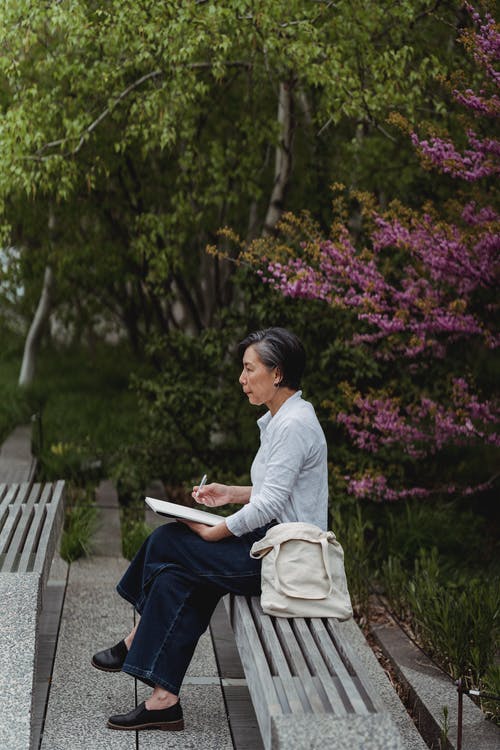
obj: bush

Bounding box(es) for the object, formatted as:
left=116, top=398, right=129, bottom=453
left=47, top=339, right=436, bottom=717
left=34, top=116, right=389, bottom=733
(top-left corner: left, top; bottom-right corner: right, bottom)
left=330, top=501, right=373, bottom=620
left=381, top=546, right=500, bottom=686
left=122, top=518, right=152, bottom=561
left=481, top=665, right=500, bottom=725
left=0, top=327, right=32, bottom=442
left=60, top=485, right=98, bottom=563
left=28, top=342, right=143, bottom=483
left=377, top=500, right=493, bottom=571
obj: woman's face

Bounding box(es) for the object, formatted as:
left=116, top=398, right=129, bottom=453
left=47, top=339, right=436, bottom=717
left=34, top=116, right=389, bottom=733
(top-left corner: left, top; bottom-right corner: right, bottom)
left=239, top=345, right=278, bottom=408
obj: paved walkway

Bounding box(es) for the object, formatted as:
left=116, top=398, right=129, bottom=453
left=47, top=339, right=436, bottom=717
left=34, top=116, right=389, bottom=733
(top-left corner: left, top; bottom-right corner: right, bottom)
left=0, top=419, right=260, bottom=750
left=40, top=555, right=235, bottom=750
left=0, top=424, right=37, bottom=482
left=35, top=479, right=261, bottom=750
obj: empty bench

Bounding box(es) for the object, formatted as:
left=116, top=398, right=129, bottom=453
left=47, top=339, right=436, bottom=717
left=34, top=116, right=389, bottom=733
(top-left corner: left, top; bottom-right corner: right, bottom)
left=227, top=595, right=403, bottom=750
left=0, top=481, right=65, bottom=750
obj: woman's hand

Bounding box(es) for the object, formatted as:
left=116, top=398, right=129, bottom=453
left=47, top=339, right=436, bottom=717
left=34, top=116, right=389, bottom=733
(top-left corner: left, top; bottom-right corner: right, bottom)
left=192, top=483, right=252, bottom=507
left=179, top=519, right=233, bottom=541
left=192, top=482, right=233, bottom=507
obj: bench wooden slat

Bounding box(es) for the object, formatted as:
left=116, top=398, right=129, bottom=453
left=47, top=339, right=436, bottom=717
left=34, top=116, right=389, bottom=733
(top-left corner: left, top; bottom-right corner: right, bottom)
left=34, top=482, right=65, bottom=579
left=0, top=482, right=65, bottom=578
left=248, top=598, right=307, bottom=713
left=18, top=486, right=54, bottom=573
left=230, top=596, right=285, bottom=750
left=274, top=617, right=331, bottom=714
left=291, top=617, right=350, bottom=716
left=0, top=483, right=18, bottom=507
left=3, top=505, right=35, bottom=571
left=0, top=483, right=28, bottom=525
left=0, top=484, right=41, bottom=567
left=0, top=486, right=21, bottom=559
left=17, top=504, right=46, bottom=573
left=2, top=484, right=51, bottom=571
left=0, top=505, right=23, bottom=559
left=24, top=483, right=46, bottom=511
left=8, top=482, right=32, bottom=507
left=326, top=618, right=383, bottom=713
left=309, top=618, right=372, bottom=715
left=228, top=592, right=404, bottom=750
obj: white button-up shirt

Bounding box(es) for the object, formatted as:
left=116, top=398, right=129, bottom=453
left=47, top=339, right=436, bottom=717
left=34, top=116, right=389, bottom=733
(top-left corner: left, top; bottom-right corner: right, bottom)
left=225, top=391, right=328, bottom=537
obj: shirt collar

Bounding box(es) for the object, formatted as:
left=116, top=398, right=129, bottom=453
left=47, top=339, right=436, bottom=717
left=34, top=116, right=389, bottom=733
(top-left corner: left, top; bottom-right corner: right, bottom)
left=257, top=390, right=302, bottom=434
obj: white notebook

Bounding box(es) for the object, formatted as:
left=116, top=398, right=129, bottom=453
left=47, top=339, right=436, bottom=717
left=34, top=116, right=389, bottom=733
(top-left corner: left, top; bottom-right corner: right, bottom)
left=144, top=497, right=224, bottom=526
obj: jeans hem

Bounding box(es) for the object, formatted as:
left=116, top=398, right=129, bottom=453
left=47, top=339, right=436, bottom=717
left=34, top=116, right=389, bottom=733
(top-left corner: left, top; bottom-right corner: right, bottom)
left=121, top=663, right=180, bottom=695
left=116, top=583, right=144, bottom=614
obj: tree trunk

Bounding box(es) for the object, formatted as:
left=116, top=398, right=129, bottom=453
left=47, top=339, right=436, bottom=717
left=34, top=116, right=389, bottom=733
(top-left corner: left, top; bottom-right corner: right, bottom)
left=263, top=80, right=295, bottom=236
left=19, top=265, right=54, bottom=386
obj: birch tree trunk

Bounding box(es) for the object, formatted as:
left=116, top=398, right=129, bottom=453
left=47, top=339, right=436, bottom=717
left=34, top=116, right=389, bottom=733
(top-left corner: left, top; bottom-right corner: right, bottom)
left=19, top=265, right=54, bottom=386
left=263, top=80, right=295, bottom=236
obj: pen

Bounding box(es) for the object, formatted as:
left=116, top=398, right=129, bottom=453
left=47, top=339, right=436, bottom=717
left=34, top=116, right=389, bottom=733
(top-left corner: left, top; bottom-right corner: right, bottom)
left=195, top=473, right=207, bottom=499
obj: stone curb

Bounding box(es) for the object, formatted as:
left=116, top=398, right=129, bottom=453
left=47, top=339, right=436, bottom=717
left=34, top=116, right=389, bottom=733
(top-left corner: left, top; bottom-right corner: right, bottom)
left=371, top=618, right=499, bottom=750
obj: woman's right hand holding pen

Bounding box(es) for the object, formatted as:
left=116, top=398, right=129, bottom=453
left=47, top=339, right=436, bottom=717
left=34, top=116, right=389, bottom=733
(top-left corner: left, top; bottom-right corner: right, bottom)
left=192, top=482, right=232, bottom=507
left=192, top=483, right=252, bottom=507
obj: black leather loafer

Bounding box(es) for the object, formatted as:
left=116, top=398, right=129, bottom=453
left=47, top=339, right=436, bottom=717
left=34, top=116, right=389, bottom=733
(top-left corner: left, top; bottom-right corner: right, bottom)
left=91, top=640, right=128, bottom=672
left=107, top=700, right=184, bottom=731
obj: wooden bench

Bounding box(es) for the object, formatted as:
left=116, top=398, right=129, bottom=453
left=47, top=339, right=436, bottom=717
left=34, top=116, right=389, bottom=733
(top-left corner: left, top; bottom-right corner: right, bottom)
left=226, top=595, right=404, bottom=750
left=0, top=481, right=65, bottom=582
left=0, top=480, right=65, bottom=750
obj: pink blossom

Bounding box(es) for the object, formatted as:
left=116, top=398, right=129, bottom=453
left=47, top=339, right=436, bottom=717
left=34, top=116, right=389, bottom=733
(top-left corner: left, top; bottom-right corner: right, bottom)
left=255, top=5, right=500, bottom=501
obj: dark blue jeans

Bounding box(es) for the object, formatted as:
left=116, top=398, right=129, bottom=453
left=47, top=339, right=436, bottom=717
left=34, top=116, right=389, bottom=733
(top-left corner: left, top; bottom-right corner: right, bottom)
left=116, top=521, right=270, bottom=695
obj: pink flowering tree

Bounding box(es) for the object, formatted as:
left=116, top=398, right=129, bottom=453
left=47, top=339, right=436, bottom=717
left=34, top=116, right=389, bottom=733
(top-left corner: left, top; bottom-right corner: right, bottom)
left=232, top=4, right=500, bottom=502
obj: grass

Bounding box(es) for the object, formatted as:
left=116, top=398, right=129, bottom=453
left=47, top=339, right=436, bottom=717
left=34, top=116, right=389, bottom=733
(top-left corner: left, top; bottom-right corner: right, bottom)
left=59, top=484, right=98, bottom=563
left=0, top=329, right=32, bottom=442
left=122, top=515, right=153, bottom=560
left=0, top=328, right=145, bottom=481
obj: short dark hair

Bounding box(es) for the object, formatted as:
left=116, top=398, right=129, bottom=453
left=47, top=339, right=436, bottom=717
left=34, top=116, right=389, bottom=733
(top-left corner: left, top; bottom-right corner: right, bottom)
left=238, top=327, right=306, bottom=390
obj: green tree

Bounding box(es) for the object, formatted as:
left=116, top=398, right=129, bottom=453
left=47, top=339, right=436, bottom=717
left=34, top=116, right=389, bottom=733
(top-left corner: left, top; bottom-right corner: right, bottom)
left=0, top=0, right=464, bottom=383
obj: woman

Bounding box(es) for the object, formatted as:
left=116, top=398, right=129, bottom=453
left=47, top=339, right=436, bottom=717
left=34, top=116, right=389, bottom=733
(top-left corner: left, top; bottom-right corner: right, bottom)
left=92, top=327, right=328, bottom=731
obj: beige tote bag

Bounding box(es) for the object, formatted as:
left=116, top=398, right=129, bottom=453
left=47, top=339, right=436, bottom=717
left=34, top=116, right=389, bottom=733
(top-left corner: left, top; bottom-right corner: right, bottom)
left=250, top=522, right=353, bottom=619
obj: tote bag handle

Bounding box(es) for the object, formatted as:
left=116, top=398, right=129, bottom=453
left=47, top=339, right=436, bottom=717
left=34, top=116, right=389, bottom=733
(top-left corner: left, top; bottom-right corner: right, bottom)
left=273, top=538, right=333, bottom=600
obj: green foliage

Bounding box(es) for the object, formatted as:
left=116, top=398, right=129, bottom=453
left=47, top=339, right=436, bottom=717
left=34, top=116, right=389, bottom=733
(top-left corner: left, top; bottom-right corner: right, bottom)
left=29, top=342, right=144, bottom=482
left=439, top=705, right=450, bottom=750
left=334, top=495, right=499, bottom=698
left=380, top=546, right=500, bottom=685
left=408, top=550, right=499, bottom=683
left=60, top=485, right=98, bottom=563
left=330, top=501, right=374, bottom=620
left=122, top=518, right=153, bottom=561
left=0, top=326, right=32, bottom=441
left=111, top=450, right=150, bottom=506
left=379, top=555, right=408, bottom=620
left=375, top=501, right=493, bottom=571
left=0, top=0, right=464, bottom=360
left=133, top=325, right=254, bottom=486
left=481, top=665, right=500, bottom=725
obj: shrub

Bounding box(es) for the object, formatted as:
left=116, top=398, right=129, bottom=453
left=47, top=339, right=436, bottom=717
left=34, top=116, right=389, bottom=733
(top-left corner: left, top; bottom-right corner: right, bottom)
left=481, top=665, right=500, bottom=725
left=60, top=485, right=98, bottom=563
left=331, top=501, right=373, bottom=620
left=122, top=518, right=152, bottom=561
left=381, top=546, right=500, bottom=686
